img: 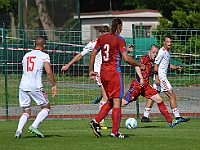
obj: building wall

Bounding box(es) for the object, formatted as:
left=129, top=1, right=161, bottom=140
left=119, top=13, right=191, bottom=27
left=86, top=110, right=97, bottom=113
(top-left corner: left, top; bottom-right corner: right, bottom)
left=81, top=17, right=159, bottom=43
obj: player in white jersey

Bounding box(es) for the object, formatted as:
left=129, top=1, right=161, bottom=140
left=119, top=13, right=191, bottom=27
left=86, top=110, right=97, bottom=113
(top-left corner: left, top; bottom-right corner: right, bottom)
left=141, top=35, right=190, bottom=123
left=14, top=36, right=57, bottom=139
left=61, top=26, right=110, bottom=129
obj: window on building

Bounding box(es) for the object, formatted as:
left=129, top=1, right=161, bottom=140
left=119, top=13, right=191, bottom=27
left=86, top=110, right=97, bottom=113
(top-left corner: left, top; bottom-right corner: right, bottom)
left=135, top=26, right=151, bottom=38
left=91, top=26, right=102, bottom=40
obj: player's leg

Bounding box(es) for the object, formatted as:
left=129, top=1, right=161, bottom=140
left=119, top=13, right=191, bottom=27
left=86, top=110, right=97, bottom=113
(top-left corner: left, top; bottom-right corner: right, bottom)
left=151, top=93, right=182, bottom=127
left=141, top=82, right=161, bottom=122
left=141, top=99, right=154, bottom=122
left=89, top=71, right=110, bottom=137
left=94, top=72, right=108, bottom=129
left=110, top=98, right=126, bottom=138
left=98, top=85, right=108, bottom=129
left=90, top=100, right=112, bottom=137
left=164, top=89, right=190, bottom=122
left=28, top=89, right=50, bottom=138
left=122, top=81, right=139, bottom=107
left=110, top=72, right=128, bottom=138
left=93, top=64, right=104, bottom=104
left=15, top=90, right=31, bottom=139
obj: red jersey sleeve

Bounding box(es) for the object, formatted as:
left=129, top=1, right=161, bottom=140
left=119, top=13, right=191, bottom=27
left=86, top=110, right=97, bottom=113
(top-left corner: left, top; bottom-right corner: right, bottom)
left=118, top=37, right=127, bottom=54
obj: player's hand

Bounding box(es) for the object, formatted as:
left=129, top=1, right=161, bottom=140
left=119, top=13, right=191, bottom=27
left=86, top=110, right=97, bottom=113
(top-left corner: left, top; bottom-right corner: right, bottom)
left=90, top=71, right=98, bottom=80
left=52, top=85, right=57, bottom=97
left=155, top=77, right=160, bottom=86
left=61, top=64, right=70, bottom=71
left=140, top=64, right=145, bottom=70
left=176, top=66, right=182, bottom=72
left=127, top=44, right=134, bottom=52
left=140, top=77, right=144, bottom=87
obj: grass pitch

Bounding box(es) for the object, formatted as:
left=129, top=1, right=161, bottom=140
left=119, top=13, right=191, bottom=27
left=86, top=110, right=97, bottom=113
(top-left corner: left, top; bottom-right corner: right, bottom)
left=0, top=118, right=199, bottom=150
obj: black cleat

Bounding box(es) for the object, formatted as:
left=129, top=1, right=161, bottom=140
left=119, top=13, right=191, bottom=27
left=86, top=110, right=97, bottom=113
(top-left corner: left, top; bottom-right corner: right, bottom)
left=111, top=132, right=129, bottom=138
left=176, top=117, right=190, bottom=122
left=141, top=116, right=152, bottom=122
left=89, top=120, right=101, bottom=137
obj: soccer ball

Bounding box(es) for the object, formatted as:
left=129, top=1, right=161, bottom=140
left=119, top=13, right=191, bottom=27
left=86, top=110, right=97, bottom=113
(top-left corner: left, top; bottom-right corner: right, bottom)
left=125, top=118, right=137, bottom=129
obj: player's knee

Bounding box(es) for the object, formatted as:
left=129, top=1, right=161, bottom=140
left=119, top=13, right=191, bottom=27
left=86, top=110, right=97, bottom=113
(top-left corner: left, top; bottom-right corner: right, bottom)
left=43, top=108, right=50, bottom=114
left=122, top=99, right=129, bottom=107
left=22, top=106, right=31, bottom=115
left=41, top=102, right=50, bottom=109
left=22, top=112, right=30, bottom=118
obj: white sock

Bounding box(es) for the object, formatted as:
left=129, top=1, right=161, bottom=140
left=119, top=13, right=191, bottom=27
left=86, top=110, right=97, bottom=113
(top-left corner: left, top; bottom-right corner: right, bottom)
left=16, top=113, right=29, bottom=133
left=143, top=108, right=151, bottom=118
left=31, top=108, right=50, bottom=129
left=172, top=108, right=180, bottom=118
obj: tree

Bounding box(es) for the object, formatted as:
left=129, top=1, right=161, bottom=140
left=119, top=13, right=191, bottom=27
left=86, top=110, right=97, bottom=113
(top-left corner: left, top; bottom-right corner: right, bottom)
left=35, top=0, right=59, bottom=41
left=0, top=0, right=15, bottom=13
left=0, top=0, right=17, bottom=38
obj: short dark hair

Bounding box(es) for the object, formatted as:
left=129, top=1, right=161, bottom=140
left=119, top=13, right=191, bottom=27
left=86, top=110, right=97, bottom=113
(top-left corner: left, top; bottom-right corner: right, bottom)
left=99, top=25, right=110, bottom=33
left=35, top=36, right=46, bottom=47
left=149, top=44, right=158, bottom=50
left=163, top=34, right=172, bottom=41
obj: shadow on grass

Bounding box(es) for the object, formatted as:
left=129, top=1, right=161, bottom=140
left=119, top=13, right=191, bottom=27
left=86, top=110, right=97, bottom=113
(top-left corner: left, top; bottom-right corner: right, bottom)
left=24, top=134, right=63, bottom=138
left=138, top=126, right=161, bottom=128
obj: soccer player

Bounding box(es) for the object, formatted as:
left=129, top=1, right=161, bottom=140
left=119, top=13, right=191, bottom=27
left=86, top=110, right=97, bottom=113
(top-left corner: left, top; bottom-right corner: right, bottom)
left=141, top=35, right=190, bottom=123
left=121, top=44, right=182, bottom=127
left=61, top=25, right=109, bottom=130
left=14, top=36, right=57, bottom=139
left=89, top=18, right=145, bottom=138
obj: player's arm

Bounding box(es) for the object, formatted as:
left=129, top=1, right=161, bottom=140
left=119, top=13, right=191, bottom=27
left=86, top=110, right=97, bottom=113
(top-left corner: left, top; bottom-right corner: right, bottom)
left=122, top=52, right=145, bottom=70
left=61, top=53, right=83, bottom=71
left=61, top=41, right=93, bottom=71
left=44, top=62, right=57, bottom=97
left=154, top=50, right=164, bottom=86
left=90, top=49, right=98, bottom=80
left=154, top=63, right=160, bottom=86
left=135, top=66, right=144, bottom=87
left=169, top=63, right=182, bottom=72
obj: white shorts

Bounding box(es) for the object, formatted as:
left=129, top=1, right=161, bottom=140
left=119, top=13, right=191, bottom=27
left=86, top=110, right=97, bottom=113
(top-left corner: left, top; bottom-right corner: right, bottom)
left=19, top=88, right=49, bottom=107
left=153, top=78, right=172, bottom=92
left=94, top=62, right=102, bottom=86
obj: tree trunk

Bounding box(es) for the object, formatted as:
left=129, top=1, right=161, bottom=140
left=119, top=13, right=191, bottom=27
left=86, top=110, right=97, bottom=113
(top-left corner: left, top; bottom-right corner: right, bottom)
left=35, top=0, right=59, bottom=41
left=9, top=12, right=17, bottom=38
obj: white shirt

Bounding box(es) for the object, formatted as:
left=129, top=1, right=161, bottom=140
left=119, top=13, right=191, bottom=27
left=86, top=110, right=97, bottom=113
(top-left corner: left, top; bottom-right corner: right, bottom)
left=80, top=38, right=102, bottom=66
left=19, top=50, right=50, bottom=91
left=154, top=47, right=170, bottom=79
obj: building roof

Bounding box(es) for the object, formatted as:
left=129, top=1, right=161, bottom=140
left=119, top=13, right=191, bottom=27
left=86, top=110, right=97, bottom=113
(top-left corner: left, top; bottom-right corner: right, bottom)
left=74, top=9, right=162, bottom=19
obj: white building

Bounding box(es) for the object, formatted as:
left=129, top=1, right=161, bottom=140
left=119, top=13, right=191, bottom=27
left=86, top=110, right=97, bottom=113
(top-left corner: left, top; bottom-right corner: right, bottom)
left=74, top=9, right=162, bottom=43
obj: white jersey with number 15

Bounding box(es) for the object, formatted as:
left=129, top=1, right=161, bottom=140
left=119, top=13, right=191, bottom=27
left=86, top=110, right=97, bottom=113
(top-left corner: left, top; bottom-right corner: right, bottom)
left=19, top=50, right=50, bottom=91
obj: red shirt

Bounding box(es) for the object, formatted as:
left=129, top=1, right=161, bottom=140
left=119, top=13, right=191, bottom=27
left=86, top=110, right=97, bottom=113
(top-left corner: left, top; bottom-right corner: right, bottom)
left=94, top=33, right=127, bottom=72
left=136, top=54, right=152, bottom=85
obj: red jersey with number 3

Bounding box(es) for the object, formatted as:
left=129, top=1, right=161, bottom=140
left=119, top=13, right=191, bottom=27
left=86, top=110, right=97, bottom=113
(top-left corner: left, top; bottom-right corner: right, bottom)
left=19, top=50, right=50, bottom=91
left=94, top=33, right=127, bottom=72
left=94, top=33, right=127, bottom=98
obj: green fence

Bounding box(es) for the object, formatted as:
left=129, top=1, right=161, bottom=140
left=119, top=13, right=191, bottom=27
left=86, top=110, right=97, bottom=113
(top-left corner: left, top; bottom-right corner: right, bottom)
left=0, top=26, right=200, bottom=120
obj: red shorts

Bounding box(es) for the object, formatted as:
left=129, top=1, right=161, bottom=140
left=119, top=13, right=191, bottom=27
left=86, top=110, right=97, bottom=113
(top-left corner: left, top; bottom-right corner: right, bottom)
left=123, top=80, right=158, bottom=102
left=100, top=70, right=124, bottom=99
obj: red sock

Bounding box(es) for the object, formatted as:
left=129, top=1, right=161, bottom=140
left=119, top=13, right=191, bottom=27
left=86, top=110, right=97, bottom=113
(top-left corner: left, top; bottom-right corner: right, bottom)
left=157, top=101, right=172, bottom=123
left=111, top=108, right=121, bottom=135
left=95, top=102, right=111, bottom=123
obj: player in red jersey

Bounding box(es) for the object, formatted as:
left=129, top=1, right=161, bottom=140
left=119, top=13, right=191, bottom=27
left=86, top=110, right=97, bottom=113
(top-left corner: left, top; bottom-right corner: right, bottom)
left=89, top=18, right=145, bottom=138
left=121, top=44, right=182, bottom=127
